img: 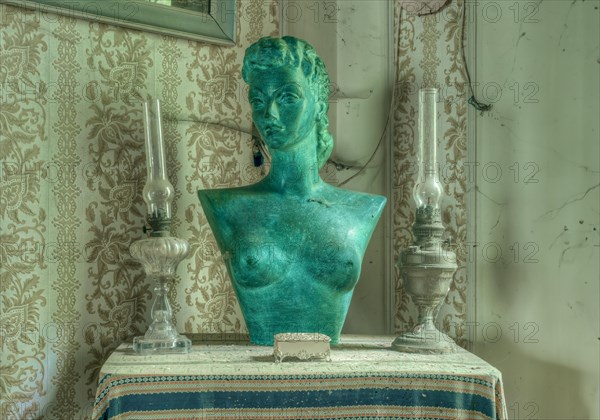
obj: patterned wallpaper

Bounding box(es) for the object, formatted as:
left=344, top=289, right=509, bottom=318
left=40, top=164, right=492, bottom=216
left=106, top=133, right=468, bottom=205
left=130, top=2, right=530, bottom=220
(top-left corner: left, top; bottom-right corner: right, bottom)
left=0, top=0, right=468, bottom=418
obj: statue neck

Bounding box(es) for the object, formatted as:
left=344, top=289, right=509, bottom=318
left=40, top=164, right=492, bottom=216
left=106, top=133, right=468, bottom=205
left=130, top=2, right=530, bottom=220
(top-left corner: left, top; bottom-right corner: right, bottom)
left=263, top=134, right=321, bottom=196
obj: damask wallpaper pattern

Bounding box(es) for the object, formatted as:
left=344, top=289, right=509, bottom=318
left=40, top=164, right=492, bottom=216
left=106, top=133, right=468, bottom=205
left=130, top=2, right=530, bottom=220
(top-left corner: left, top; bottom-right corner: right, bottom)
left=0, top=0, right=468, bottom=418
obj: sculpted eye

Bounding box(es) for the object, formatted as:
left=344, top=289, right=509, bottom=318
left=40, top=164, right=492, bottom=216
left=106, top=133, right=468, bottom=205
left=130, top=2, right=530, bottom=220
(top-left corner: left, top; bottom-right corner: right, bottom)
left=250, top=97, right=265, bottom=108
left=279, top=92, right=300, bottom=104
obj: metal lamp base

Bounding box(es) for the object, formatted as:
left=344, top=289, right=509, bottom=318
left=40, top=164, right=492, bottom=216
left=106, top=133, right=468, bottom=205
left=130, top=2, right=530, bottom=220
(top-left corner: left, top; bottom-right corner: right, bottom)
left=393, top=243, right=459, bottom=355
left=391, top=327, right=456, bottom=354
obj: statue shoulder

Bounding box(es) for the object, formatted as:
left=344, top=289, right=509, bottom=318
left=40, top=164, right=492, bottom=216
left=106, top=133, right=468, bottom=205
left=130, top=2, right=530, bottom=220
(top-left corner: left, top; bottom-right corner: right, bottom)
left=198, top=187, right=228, bottom=210
left=198, top=186, right=248, bottom=224
left=198, top=185, right=268, bottom=224
left=198, top=186, right=257, bottom=246
left=325, top=185, right=386, bottom=219
left=358, top=190, right=386, bottom=215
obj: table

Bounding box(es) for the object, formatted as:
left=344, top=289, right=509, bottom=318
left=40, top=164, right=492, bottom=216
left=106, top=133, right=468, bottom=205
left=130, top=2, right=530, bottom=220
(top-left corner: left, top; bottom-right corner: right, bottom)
left=93, top=335, right=507, bottom=419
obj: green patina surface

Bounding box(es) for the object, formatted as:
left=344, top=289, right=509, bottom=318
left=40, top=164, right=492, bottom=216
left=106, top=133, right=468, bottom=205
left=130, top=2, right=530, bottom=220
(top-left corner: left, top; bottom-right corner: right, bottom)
left=198, top=36, right=386, bottom=345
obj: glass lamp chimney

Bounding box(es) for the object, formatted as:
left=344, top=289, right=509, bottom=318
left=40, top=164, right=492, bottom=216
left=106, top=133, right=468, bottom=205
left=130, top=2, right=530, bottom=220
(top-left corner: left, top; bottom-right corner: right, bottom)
left=414, top=88, right=443, bottom=211
left=142, top=99, right=174, bottom=235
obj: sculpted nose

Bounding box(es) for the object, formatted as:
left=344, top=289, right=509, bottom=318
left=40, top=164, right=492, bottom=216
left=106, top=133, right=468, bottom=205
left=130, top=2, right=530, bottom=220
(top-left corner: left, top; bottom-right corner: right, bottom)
left=264, top=100, right=279, bottom=120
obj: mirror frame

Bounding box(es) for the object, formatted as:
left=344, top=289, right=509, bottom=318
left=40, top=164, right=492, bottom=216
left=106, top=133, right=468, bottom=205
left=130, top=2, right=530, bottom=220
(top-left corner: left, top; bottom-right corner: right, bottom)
left=0, top=0, right=237, bottom=46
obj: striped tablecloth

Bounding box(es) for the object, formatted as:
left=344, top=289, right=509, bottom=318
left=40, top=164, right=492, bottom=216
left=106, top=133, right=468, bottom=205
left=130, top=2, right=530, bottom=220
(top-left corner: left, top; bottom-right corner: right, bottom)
left=93, top=335, right=507, bottom=419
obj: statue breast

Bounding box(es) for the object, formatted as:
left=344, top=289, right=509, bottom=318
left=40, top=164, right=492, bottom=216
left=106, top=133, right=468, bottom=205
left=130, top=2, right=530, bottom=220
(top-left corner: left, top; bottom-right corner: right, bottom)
left=225, top=226, right=363, bottom=293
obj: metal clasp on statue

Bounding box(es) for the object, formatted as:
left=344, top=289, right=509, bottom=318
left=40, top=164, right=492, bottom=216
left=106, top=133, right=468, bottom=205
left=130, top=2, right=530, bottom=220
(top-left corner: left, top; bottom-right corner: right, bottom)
left=130, top=99, right=191, bottom=355
left=392, top=89, right=458, bottom=354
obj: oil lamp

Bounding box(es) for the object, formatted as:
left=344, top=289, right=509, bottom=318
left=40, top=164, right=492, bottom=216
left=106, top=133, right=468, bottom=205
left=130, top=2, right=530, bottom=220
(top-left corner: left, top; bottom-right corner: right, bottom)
left=130, top=99, right=191, bottom=354
left=392, top=88, right=457, bottom=354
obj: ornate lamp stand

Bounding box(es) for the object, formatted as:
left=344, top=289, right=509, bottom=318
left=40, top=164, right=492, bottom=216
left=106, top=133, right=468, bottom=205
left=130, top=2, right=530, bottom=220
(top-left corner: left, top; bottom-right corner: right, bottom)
left=131, top=99, right=191, bottom=355
left=392, top=89, right=457, bottom=354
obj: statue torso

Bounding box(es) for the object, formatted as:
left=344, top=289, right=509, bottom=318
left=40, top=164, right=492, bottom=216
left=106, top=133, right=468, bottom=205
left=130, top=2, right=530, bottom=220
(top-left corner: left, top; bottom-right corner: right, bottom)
left=198, top=182, right=386, bottom=344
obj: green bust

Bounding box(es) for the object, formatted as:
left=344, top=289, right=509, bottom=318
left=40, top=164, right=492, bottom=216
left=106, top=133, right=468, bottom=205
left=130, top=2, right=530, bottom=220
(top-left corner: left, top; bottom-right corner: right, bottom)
left=198, top=36, right=386, bottom=345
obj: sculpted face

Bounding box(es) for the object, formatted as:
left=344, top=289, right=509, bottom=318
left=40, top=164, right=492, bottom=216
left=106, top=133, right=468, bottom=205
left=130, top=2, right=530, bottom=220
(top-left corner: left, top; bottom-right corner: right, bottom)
left=248, top=66, right=321, bottom=150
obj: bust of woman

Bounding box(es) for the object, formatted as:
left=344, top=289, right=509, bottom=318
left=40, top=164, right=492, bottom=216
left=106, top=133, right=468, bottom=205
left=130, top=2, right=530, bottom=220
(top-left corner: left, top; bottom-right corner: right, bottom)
left=198, top=36, right=386, bottom=345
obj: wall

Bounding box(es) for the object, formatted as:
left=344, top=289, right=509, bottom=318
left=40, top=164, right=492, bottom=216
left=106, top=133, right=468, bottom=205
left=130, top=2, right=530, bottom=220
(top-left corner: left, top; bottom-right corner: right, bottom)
left=0, top=1, right=278, bottom=417
left=473, top=1, right=600, bottom=418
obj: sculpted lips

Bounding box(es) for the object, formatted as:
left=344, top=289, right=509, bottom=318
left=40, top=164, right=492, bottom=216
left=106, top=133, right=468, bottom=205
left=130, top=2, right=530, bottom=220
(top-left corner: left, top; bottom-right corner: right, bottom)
left=263, top=123, right=284, bottom=136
